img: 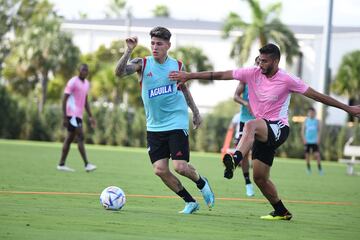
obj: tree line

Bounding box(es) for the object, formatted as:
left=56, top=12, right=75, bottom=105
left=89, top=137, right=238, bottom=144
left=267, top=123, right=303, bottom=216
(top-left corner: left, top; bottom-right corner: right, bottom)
left=0, top=0, right=359, bottom=161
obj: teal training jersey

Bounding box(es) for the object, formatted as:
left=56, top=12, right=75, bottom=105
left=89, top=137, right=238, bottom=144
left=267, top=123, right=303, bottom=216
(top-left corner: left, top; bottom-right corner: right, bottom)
left=141, top=56, right=189, bottom=131
left=304, top=117, right=319, bottom=144
left=239, top=85, right=255, bottom=123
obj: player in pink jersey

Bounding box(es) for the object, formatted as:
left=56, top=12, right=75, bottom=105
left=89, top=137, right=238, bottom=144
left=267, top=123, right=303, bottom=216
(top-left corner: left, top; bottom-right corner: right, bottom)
left=57, top=64, right=97, bottom=173
left=169, top=43, right=360, bottom=220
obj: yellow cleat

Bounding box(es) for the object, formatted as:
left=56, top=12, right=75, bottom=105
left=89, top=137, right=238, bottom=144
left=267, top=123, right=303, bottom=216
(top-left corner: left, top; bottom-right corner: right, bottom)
left=260, top=211, right=292, bottom=220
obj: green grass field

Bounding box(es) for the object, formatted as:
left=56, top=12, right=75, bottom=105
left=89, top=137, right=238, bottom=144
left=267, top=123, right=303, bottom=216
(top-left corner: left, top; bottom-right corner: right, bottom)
left=0, top=139, right=359, bottom=240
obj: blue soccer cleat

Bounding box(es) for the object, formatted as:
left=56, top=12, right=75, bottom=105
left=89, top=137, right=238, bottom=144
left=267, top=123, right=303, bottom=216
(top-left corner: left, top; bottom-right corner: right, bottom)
left=200, top=177, right=215, bottom=209
left=245, top=183, right=255, bottom=197
left=179, top=202, right=200, bottom=214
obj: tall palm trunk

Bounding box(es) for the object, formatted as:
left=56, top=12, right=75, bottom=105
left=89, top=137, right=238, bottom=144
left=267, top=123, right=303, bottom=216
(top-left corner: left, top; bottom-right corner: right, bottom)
left=38, top=71, right=48, bottom=114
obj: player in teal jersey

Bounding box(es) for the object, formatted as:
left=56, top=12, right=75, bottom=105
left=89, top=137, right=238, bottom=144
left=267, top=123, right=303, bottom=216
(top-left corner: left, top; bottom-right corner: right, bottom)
left=115, top=26, right=214, bottom=214
left=229, top=56, right=259, bottom=195
left=301, top=107, right=323, bottom=175
left=233, top=83, right=256, bottom=196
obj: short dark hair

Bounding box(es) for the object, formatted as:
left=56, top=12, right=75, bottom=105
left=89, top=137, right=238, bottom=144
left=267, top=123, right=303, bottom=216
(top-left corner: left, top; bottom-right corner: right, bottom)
left=79, top=63, right=88, bottom=70
left=150, top=26, right=171, bottom=41
left=259, top=43, right=281, bottom=61
left=308, top=107, right=316, bottom=112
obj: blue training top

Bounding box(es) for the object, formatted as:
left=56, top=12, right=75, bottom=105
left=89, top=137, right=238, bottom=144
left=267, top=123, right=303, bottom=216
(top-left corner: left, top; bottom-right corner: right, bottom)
left=140, top=56, right=189, bottom=132
left=239, top=85, right=255, bottom=123
left=304, top=117, right=319, bottom=144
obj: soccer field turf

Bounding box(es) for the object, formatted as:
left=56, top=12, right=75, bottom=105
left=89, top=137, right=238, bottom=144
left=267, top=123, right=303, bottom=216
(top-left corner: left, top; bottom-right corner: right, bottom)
left=0, top=139, right=359, bottom=240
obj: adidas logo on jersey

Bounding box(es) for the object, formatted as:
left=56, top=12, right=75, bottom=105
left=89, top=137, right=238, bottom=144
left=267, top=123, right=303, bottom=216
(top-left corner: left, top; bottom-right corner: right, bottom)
left=146, top=72, right=153, bottom=77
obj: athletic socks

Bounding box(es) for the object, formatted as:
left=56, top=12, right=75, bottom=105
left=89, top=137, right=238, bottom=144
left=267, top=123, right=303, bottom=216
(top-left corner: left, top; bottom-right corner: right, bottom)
left=306, top=163, right=311, bottom=171
left=318, top=164, right=322, bottom=171
left=194, top=175, right=206, bottom=189
left=177, top=188, right=196, bottom=203
left=243, top=172, right=251, bottom=185
left=271, top=200, right=289, bottom=215
left=233, top=150, right=243, bottom=166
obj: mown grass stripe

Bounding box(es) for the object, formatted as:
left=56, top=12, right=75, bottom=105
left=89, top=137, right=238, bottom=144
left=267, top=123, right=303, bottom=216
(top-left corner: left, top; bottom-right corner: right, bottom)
left=0, top=190, right=353, bottom=206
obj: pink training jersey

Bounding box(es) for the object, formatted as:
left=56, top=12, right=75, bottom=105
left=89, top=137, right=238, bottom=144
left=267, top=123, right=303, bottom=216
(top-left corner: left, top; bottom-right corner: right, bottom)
left=64, top=76, right=90, bottom=119
left=233, top=67, right=309, bottom=126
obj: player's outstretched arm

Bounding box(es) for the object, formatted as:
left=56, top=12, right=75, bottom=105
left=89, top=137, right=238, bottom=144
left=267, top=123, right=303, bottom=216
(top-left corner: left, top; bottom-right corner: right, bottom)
left=115, top=37, right=142, bottom=77
left=169, top=70, right=234, bottom=85
left=62, top=94, right=70, bottom=128
left=233, top=82, right=248, bottom=106
left=180, top=84, right=202, bottom=129
left=303, top=87, right=360, bottom=118
left=85, top=95, right=96, bottom=128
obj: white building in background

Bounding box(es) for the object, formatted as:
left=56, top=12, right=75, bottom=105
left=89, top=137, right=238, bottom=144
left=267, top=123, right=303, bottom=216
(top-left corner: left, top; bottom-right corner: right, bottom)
left=61, top=17, right=360, bottom=125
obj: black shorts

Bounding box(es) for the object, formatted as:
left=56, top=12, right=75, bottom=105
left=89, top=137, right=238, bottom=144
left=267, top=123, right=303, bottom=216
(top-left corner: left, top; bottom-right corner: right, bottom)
left=147, top=129, right=190, bottom=164
left=305, top=144, right=319, bottom=153
left=67, top=117, right=82, bottom=132
left=252, top=119, right=289, bottom=167
left=239, top=122, right=245, bottom=136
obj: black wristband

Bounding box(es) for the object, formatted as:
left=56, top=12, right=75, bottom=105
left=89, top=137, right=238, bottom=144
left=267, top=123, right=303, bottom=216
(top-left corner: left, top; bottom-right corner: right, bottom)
left=210, top=72, right=213, bottom=80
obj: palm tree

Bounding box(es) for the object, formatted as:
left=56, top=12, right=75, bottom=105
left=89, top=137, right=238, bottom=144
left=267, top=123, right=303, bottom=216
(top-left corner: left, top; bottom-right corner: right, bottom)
left=105, top=0, right=126, bottom=19
left=152, top=5, right=170, bottom=18
left=86, top=40, right=150, bottom=107
left=332, top=50, right=360, bottom=123
left=332, top=50, right=360, bottom=105
left=3, top=0, right=80, bottom=113
left=222, top=0, right=299, bottom=66
left=0, top=0, right=37, bottom=78
left=170, top=46, right=213, bottom=85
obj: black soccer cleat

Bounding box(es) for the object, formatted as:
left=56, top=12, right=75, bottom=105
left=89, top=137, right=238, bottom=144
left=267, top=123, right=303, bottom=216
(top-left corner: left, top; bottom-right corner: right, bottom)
left=223, top=153, right=235, bottom=179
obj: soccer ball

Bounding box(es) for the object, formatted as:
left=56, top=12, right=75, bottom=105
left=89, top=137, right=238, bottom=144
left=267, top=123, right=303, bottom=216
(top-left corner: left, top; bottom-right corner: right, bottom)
left=99, top=186, right=126, bottom=210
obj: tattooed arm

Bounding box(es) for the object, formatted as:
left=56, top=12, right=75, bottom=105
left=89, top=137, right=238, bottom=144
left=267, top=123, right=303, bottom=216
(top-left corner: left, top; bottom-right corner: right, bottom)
left=180, top=84, right=202, bottom=129
left=115, top=36, right=142, bottom=77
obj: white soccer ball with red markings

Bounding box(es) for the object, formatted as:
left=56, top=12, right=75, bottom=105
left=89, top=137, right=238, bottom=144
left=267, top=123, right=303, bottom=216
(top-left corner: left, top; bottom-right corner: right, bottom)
left=100, top=186, right=126, bottom=210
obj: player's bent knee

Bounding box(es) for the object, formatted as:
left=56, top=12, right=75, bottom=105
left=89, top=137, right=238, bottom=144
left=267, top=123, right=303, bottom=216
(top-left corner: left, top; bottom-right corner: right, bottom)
left=173, top=163, right=188, bottom=176
left=244, top=120, right=257, bottom=131
left=253, top=174, right=266, bottom=186
left=153, top=166, right=169, bottom=177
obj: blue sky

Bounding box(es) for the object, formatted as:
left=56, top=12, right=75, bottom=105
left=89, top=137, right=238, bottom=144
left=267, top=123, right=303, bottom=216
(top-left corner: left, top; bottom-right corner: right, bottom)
left=50, top=0, right=360, bottom=27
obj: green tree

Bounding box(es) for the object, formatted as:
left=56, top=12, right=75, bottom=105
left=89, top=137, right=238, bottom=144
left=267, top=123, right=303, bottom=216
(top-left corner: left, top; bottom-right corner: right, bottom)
left=332, top=50, right=360, bottom=106
left=193, top=99, right=238, bottom=152
left=78, top=12, right=88, bottom=19
left=0, top=85, right=24, bottom=138
left=152, top=5, right=170, bottom=17
left=0, top=0, right=37, bottom=77
left=222, top=0, right=299, bottom=66
left=332, top=50, right=360, bottom=125
left=105, top=0, right=126, bottom=18
left=84, top=40, right=150, bottom=107
left=3, top=0, right=80, bottom=113
left=170, top=46, right=213, bottom=85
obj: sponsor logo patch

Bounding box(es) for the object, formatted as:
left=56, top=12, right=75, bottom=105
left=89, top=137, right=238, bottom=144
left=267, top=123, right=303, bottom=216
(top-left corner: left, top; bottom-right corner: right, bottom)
left=148, top=84, right=174, bottom=98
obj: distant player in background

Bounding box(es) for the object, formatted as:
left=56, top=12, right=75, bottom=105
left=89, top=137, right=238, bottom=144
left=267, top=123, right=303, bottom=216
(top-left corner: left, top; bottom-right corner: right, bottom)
left=114, top=26, right=214, bottom=214
left=231, top=56, right=260, bottom=196
left=233, top=83, right=255, bottom=196
left=301, top=107, right=323, bottom=175
left=57, top=64, right=97, bottom=172
left=226, top=111, right=254, bottom=196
